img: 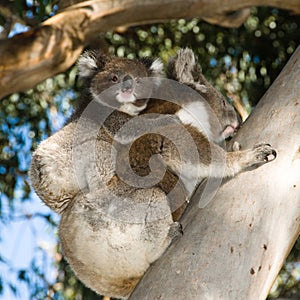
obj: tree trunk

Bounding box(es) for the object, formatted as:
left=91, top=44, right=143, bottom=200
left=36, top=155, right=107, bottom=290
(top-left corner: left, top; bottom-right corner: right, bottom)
left=129, top=46, right=300, bottom=299
left=1, top=0, right=300, bottom=99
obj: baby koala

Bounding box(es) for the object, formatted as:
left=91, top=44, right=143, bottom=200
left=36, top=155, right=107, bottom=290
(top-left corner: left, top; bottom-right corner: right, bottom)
left=133, top=48, right=276, bottom=198
left=29, top=49, right=276, bottom=299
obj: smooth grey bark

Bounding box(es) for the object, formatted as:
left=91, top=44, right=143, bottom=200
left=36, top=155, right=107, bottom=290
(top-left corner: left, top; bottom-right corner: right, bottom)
left=129, top=46, right=300, bottom=300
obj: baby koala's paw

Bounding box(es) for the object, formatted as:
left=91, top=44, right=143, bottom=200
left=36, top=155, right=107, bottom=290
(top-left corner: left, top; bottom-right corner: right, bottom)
left=232, top=141, right=241, bottom=151
left=193, top=82, right=208, bottom=94
left=250, top=143, right=277, bottom=165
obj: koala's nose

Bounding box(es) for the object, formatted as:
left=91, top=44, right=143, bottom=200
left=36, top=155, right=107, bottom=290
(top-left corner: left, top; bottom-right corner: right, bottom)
left=122, top=75, right=134, bottom=92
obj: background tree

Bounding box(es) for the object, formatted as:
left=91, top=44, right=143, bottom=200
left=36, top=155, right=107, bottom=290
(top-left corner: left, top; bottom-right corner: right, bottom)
left=0, top=1, right=299, bottom=299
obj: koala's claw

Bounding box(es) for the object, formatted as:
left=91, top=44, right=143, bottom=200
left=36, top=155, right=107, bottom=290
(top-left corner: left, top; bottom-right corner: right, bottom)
left=168, top=222, right=183, bottom=239
left=252, top=143, right=277, bottom=163
left=232, top=141, right=241, bottom=151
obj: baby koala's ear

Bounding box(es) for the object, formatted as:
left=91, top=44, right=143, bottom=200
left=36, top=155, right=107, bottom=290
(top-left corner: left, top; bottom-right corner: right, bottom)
left=77, top=50, right=110, bottom=79
left=167, top=48, right=197, bottom=81
left=167, top=48, right=207, bottom=93
left=139, top=57, right=164, bottom=77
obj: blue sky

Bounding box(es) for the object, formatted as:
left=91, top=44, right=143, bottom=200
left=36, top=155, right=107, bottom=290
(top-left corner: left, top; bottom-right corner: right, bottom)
left=0, top=193, right=59, bottom=300
left=0, top=18, right=76, bottom=299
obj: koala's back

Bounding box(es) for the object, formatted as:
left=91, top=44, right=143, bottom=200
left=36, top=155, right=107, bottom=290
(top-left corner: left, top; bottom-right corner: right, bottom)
left=29, top=122, right=79, bottom=213
left=59, top=176, right=174, bottom=299
left=29, top=120, right=116, bottom=213
left=30, top=109, right=177, bottom=299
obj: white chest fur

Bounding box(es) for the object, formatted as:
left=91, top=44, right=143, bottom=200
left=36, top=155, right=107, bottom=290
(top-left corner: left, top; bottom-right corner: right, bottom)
left=176, top=101, right=212, bottom=139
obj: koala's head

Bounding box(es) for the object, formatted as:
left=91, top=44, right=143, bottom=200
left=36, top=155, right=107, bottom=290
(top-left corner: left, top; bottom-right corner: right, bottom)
left=78, top=51, right=164, bottom=116
left=167, top=48, right=240, bottom=142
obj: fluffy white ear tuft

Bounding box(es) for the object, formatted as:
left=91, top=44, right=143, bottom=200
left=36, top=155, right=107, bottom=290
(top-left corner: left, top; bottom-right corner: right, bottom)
left=78, top=52, right=98, bottom=78
left=150, top=58, right=164, bottom=77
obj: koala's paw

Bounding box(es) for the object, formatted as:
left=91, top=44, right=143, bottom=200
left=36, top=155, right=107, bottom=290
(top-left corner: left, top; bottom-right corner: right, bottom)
left=194, top=82, right=208, bottom=94
left=232, top=141, right=241, bottom=151
left=250, top=143, right=277, bottom=164
left=168, top=222, right=183, bottom=239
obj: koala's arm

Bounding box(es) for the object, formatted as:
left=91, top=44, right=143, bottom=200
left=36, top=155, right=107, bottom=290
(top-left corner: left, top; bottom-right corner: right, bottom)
left=29, top=122, right=81, bottom=214
left=160, top=124, right=276, bottom=182
left=209, top=141, right=276, bottom=178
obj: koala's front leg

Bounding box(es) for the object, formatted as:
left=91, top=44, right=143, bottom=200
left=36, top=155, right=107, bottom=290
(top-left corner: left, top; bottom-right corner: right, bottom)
left=162, top=137, right=276, bottom=181
left=208, top=142, right=277, bottom=179
left=224, top=143, right=277, bottom=176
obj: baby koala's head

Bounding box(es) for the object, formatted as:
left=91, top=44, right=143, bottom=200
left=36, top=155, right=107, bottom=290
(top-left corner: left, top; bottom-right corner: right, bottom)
left=78, top=50, right=163, bottom=116
left=167, top=48, right=240, bottom=142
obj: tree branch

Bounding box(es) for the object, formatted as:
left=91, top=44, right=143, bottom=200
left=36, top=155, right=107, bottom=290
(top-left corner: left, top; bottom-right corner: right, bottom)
left=1, top=0, right=300, bottom=99
left=129, top=46, right=300, bottom=299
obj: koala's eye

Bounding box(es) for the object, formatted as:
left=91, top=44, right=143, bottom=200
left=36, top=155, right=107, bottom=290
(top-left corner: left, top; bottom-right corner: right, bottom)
left=111, top=75, right=119, bottom=83
left=135, top=77, right=140, bottom=84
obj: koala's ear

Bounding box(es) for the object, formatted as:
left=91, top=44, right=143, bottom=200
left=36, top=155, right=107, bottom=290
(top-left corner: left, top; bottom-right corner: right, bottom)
left=167, top=48, right=196, bottom=80
left=167, top=48, right=207, bottom=93
left=149, top=58, right=164, bottom=77
left=140, top=57, right=164, bottom=77
left=78, top=50, right=109, bottom=78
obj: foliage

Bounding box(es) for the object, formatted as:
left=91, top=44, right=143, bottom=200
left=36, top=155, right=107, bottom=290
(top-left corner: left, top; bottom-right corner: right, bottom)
left=0, top=2, right=299, bottom=299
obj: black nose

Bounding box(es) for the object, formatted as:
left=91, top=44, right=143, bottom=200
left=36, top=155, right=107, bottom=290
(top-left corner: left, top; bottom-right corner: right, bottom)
left=122, top=75, right=134, bottom=92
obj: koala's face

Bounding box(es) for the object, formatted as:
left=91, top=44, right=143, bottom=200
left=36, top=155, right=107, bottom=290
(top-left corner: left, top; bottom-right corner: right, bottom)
left=78, top=51, right=163, bottom=116
left=91, top=60, right=152, bottom=116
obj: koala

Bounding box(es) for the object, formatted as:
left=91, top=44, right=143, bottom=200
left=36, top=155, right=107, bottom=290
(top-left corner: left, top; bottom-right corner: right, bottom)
left=131, top=48, right=276, bottom=199
left=29, top=51, right=178, bottom=299
left=29, top=49, right=276, bottom=299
